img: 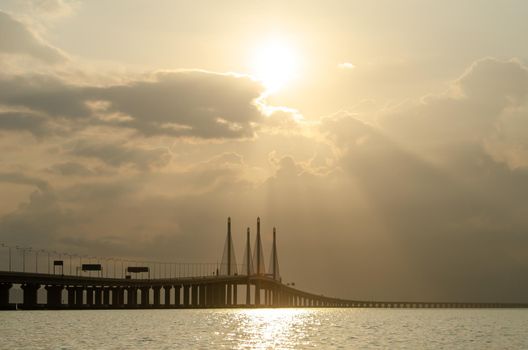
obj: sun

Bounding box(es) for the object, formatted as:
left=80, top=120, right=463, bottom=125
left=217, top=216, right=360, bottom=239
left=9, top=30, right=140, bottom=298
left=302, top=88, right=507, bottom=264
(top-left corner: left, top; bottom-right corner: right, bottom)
left=251, top=39, right=299, bottom=93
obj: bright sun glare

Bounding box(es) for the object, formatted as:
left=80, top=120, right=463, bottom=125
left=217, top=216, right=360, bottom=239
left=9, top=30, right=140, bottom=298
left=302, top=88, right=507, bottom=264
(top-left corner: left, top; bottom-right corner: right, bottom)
left=251, top=39, right=299, bottom=93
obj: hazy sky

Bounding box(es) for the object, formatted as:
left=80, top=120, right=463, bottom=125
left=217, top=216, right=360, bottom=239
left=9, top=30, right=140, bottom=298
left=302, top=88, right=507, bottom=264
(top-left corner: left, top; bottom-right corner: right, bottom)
left=1, top=0, right=528, bottom=302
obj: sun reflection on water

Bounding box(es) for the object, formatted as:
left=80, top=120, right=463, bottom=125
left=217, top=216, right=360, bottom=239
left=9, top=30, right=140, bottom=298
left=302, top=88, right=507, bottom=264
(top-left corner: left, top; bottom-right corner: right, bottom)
left=227, top=308, right=316, bottom=349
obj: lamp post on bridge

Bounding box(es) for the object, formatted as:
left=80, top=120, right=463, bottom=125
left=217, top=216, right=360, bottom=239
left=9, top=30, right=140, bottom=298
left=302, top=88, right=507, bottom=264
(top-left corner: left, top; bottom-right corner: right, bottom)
left=109, top=257, right=116, bottom=278
left=47, top=250, right=51, bottom=274
left=64, top=253, right=74, bottom=276
left=35, top=249, right=41, bottom=273
left=15, top=246, right=28, bottom=273
left=0, top=243, right=12, bottom=272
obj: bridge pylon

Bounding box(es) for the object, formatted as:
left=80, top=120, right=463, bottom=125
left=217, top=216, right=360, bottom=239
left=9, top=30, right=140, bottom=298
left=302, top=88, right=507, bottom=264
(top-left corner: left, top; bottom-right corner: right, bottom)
left=242, top=227, right=254, bottom=276
left=253, top=217, right=266, bottom=275
left=269, top=227, right=280, bottom=281
left=220, top=217, right=238, bottom=276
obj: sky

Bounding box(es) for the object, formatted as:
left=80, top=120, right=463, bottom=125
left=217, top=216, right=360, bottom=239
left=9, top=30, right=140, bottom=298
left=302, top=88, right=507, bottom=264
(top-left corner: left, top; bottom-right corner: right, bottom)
left=1, top=0, right=528, bottom=302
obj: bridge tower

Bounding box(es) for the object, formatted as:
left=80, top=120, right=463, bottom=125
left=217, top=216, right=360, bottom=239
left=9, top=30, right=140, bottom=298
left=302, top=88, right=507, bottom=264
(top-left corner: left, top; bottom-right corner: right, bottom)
left=253, top=217, right=266, bottom=275
left=220, top=217, right=237, bottom=276
left=242, top=227, right=254, bottom=276
left=269, top=227, right=280, bottom=281
left=243, top=227, right=254, bottom=305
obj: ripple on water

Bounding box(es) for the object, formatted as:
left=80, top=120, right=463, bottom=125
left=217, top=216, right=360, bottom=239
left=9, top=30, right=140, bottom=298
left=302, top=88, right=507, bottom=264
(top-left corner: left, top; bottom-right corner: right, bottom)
left=1, top=308, right=528, bottom=349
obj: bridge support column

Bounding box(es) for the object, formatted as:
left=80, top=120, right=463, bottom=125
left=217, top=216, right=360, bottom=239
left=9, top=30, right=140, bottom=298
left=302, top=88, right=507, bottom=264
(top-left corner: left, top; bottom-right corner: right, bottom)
left=86, top=287, right=94, bottom=306
left=174, top=285, right=181, bottom=306
left=226, top=283, right=232, bottom=306
left=233, top=284, right=237, bottom=306
left=273, top=287, right=279, bottom=307
left=198, top=285, right=203, bottom=306
left=191, top=285, right=198, bottom=307
left=206, top=285, right=213, bottom=306
left=246, top=281, right=251, bottom=306
left=75, top=287, right=83, bottom=306
left=21, top=283, right=39, bottom=309
left=45, top=285, right=63, bottom=308
left=140, top=287, right=150, bottom=306
left=67, top=287, right=76, bottom=307
left=103, top=288, right=111, bottom=306
left=94, top=287, right=102, bottom=306
left=127, top=287, right=137, bottom=306
left=0, top=283, right=11, bottom=308
left=152, top=286, right=161, bottom=306
left=112, top=287, right=124, bottom=307
left=183, top=285, right=190, bottom=307
left=163, top=286, right=171, bottom=306
left=220, top=284, right=227, bottom=306
left=254, top=281, right=260, bottom=306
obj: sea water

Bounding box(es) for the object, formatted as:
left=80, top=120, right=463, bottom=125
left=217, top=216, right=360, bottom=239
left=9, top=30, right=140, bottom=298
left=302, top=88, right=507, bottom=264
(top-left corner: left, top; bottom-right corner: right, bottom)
left=1, top=308, right=527, bottom=349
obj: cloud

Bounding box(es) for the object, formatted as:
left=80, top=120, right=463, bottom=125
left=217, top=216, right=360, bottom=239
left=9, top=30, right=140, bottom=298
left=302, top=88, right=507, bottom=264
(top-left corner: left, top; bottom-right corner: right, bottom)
left=0, top=171, right=50, bottom=191
left=0, top=111, right=50, bottom=136
left=94, top=71, right=266, bottom=139
left=65, top=139, right=171, bottom=169
left=0, top=70, right=271, bottom=139
left=378, top=58, right=528, bottom=168
left=0, top=10, right=66, bottom=63
left=49, top=161, right=94, bottom=177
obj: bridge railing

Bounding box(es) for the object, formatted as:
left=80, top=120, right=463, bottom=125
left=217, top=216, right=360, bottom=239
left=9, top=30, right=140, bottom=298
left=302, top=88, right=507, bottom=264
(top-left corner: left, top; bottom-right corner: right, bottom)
left=0, top=242, right=238, bottom=279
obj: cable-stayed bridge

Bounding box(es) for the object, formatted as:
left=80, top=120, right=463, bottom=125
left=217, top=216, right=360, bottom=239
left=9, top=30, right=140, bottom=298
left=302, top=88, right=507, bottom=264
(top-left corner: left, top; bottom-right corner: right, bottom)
left=0, top=217, right=527, bottom=310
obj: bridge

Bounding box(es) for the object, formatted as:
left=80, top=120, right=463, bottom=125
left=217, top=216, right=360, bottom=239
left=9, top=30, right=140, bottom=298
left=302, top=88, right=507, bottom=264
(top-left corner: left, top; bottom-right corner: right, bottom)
left=1, top=217, right=527, bottom=310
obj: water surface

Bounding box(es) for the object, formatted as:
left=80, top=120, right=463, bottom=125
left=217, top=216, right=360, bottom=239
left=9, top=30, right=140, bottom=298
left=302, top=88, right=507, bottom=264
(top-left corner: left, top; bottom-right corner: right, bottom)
left=1, top=308, right=527, bottom=349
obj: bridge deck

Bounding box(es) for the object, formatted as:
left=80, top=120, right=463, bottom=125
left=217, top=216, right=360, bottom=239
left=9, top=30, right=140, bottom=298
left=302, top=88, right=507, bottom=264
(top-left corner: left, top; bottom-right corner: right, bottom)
left=1, top=271, right=527, bottom=310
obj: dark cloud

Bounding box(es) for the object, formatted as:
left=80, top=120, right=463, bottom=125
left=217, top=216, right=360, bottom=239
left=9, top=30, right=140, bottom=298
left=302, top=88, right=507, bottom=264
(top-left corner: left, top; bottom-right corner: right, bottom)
left=49, top=161, right=94, bottom=177
left=66, top=139, right=171, bottom=169
left=0, top=171, right=50, bottom=191
left=0, top=75, right=90, bottom=118
left=0, top=111, right=49, bottom=136
left=0, top=10, right=66, bottom=63
left=95, top=71, right=265, bottom=138
left=0, top=70, right=267, bottom=139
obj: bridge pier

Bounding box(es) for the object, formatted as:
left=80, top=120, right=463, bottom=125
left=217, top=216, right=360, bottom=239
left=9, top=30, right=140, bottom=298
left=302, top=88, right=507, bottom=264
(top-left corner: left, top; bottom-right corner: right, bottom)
left=183, top=285, right=190, bottom=307
left=152, top=286, right=161, bottom=306
left=212, top=284, right=219, bottom=306
left=206, top=284, right=214, bottom=306
left=75, top=287, right=83, bottom=306
left=111, top=287, right=122, bottom=307
left=220, top=283, right=227, bottom=306
left=191, top=285, right=198, bottom=307
left=199, top=285, right=206, bottom=306
left=163, top=285, right=171, bottom=306
left=0, top=283, right=11, bottom=308
left=140, top=286, right=150, bottom=306
left=246, top=281, right=251, bottom=306
left=67, top=286, right=75, bottom=307
left=174, top=285, right=181, bottom=306
left=233, top=284, right=238, bottom=306
left=226, top=283, right=232, bottom=306
left=86, top=287, right=94, bottom=306
left=94, top=287, right=103, bottom=306
left=103, top=287, right=111, bottom=306
left=21, top=283, right=39, bottom=309
left=254, top=281, right=261, bottom=306
left=127, top=287, right=137, bottom=306
left=45, top=285, right=63, bottom=308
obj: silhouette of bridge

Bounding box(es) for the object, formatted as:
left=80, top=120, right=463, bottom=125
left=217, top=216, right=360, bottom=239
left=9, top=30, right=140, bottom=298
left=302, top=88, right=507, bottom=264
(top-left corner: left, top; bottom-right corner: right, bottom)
left=1, top=217, right=527, bottom=310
